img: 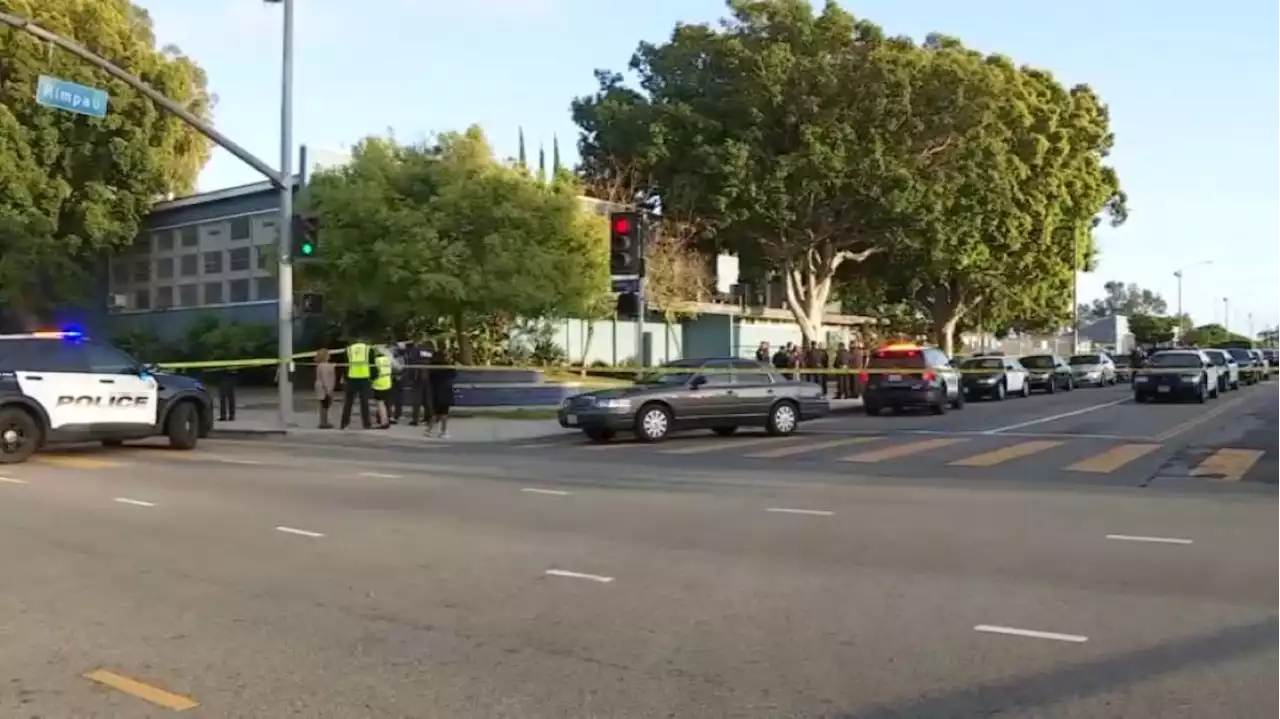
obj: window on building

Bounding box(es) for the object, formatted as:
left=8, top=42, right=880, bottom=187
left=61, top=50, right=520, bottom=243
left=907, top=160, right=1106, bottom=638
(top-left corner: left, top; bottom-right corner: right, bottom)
left=204, top=281, right=223, bottom=305
left=256, top=277, right=277, bottom=300
left=229, top=216, right=251, bottom=240
left=228, top=247, right=251, bottom=272
left=203, top=250, right=223, bottom=274
left=157, top=257, right=174, bottom=280
left=256, top=246, right=272, bottom=269
left=155, top=230, right=174, bottom=252
left=112, top=260, right=131, bottom=286
left=180, top=226, right=198, bottom=247
left=256, top=218, right=278, bottom=245
left=178, top=284, right=198, bottom=307
left=132, top=260, right=150, bottom=282
left=229, top=279, right=250, bottom=303
left=156, top=286, right=173, bottom=308
left=203, top=222, right=223, bottom=239
left=133, top=290, right=151, bottom=310
left=180, top=254, right=198, bottom=277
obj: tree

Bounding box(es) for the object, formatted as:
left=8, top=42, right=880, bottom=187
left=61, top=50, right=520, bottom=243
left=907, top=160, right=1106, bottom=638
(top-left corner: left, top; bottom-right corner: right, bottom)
left=298, top=126, right=610, bottom=363
left=863, top=35, right=1126, bottom=354
left=573, top=0, right=917, bottom=343
left=1182, top=323, right=1251, bottom=348
left=1128, top=313, right=1177, bottom=346
left=0, top=0, right=213, bottom=317
left=643, top=219, right=714, bottom=352
left=1079, top=281, right=1168, bottom=320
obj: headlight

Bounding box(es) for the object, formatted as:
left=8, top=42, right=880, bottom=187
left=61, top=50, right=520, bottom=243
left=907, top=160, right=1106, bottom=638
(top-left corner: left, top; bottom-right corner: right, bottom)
left=560, top=397, right=572, bottom=408
left=1180, top=374, right=1200, bottom=383
left=979, top=376, right=997, bottom=383
left=597, top=398, right=631, bottom=410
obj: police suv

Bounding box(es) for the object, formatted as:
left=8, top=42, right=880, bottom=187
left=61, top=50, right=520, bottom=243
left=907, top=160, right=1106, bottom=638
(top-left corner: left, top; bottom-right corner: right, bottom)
left=0, top=331, right=213, bottom=464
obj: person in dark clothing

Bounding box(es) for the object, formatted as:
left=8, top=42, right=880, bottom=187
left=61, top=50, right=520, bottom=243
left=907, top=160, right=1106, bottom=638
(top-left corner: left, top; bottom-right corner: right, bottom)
left=850, top=342, right=866, bottom=398
left=424, top=346, right=457, bottom=439
left=1129, top=346, right=1146, bottom=386
left=391, top=342, right=411, bottom=424
left=215, top=369, right=238, bottom=421
left=755, top=342, right=771, bottom=363
left=833, top=342, right=851, bottom=399
left=771, top=346, right=790, bottom=378
left=407, top=341, right=434, bottom=426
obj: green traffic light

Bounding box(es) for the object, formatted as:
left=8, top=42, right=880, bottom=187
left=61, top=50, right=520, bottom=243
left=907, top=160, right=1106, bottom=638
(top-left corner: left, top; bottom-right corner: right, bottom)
left=300, top=242, right=314, bottom=256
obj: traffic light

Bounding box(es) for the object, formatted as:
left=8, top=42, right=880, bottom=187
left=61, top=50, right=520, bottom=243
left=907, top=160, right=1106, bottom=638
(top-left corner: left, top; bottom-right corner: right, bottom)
left=609, top=211, right=645, bottom=277
left=299, top=292, right=324, bottom=315
left=291, top=214, right=319, bottom=260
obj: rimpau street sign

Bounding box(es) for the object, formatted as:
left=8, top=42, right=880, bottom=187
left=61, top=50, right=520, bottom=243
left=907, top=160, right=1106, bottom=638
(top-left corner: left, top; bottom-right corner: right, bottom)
left=36, top=74, right=108, bottom=118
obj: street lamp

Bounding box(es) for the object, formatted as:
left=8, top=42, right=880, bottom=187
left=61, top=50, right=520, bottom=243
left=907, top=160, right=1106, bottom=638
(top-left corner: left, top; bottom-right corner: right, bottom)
left=1223, top=297, right=1229, bottom=333
left=265, top=0, right=295, bottom=430
left=1172, top=260, right=1212, bottom=341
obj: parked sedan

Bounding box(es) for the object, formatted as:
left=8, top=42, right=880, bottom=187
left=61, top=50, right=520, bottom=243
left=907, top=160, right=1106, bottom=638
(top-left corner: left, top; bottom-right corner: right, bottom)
left=959, top=356, right=1030, bottom=400
left=558, top=358, right=829, bottom=443
left=1201, top=348, right=1239, bottom=391
left=1133, top=350, right=1220, bottom=403
left=1019, top=354, right=1075, bottom=393
left=1067, top=353, right=1118, bottom=386
left=1223, top=348, right=1262, bottom=385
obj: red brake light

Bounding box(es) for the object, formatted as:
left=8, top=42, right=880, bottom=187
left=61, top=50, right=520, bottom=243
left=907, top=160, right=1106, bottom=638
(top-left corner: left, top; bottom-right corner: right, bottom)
left=906, top=350, right=919, bottom=357
left=923, top=370, right=937, bottom=382
left=613, top=217, right=631, bottom=234
left=859, top=371, right=869, bottom=383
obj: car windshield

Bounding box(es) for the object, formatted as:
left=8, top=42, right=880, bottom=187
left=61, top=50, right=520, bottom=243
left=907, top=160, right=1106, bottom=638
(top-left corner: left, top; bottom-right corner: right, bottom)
left=636, top=361, right=703, bottom=385
left=1227, top=349, right=1252, bottom=361
left=1019, top=355, right=1054, bottom=369
left=1068, top=355, right=1101, bottom=366
left=1205, top=352, right=1227, bottom=365
left=961, top=358, right=1003, bottom=370
left=1149, top=353, right=1201, bottom=369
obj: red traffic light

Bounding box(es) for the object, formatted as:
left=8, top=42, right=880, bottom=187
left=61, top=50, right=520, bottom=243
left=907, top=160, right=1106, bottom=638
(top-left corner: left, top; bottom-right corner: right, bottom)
left=612, top=216, right=632, bottom=234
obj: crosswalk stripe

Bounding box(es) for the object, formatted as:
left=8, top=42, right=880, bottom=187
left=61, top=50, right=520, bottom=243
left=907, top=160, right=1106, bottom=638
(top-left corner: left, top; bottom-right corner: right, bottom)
left=951, top=440, right=1064, bottom=468
left=840, top=437, right=968, bottom=463
left=1190, top=448, right=1265, bottom=481
left=745, top=436, right=882, bottom=459
left=1067, top=443, right=1161, bottom=473
left=33, top=455, right=123, bottom=470
left=660, top=436, right=793, bottom=455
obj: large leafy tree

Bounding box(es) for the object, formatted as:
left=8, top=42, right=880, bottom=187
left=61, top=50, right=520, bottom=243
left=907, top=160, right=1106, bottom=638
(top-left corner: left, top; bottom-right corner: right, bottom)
left=1079, top=280, right=1168, bottom=320
left=298, top=126, right=610, bottom=363
left=573, top=0, right=928, bottom=342
left=865, top=36, right=1127, bottom=354
left=0, top=0, right=213, bottom=317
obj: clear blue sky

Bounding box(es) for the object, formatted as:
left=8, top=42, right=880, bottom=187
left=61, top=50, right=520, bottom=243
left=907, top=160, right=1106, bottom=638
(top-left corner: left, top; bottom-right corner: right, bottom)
left=140, top=0, right=1279, bottom=332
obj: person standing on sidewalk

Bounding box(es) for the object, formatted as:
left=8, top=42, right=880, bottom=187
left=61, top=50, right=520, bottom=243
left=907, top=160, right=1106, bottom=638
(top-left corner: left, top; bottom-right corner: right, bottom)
left=424, top=345, right=456, bottom=439
left=371, top=348, right=394, bottom=429
left=314, top=349, right=336, bottom=429
left=216, top=367, right=238, bottom=422
left=339, top=337, right=374, bottom=430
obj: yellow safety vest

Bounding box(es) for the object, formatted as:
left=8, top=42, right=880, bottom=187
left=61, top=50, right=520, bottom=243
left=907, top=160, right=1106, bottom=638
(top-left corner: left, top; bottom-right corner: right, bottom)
left=372, top=354, right=392, bottom=391
left=347, top=342, right=371, bottom=379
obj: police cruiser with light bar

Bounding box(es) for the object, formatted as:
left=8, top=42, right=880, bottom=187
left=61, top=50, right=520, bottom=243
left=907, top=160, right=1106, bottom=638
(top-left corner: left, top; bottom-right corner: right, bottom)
left=860, top=343, right=964, bottom=415
left=0, top=330, right=214, bottom=463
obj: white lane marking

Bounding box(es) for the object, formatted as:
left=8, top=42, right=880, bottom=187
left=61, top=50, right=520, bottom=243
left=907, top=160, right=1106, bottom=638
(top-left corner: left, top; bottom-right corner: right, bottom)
left=974, top=625, right=1088, bottom=643
left=275, top=526, right=325, bottom=538
left=113, top=497, right=156, bottom=507
left=545, top=569, right=614, bottom=583
left=219, top=458, right=262, bottom=465
left=0, top=477, right=28, bottom=484
left=360, top=472, right=401, bottom=478
left=981, top=397, right=1131, bottom=434
left=522, top=488, right=571, bottom=496
left=1106, top=534, right=1193, bottom=545
left=766, top=507, right=834, bottom=516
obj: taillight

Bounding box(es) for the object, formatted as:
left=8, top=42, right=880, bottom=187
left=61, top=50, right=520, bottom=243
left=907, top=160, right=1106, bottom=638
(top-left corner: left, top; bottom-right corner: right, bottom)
left=922, top=370, right=937, bottom=382
left=859, top=371, right=869, bottom=383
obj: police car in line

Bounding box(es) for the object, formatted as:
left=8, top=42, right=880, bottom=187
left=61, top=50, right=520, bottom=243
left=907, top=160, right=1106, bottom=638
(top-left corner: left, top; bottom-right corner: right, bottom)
left=0, top=331, right=214, bottom=464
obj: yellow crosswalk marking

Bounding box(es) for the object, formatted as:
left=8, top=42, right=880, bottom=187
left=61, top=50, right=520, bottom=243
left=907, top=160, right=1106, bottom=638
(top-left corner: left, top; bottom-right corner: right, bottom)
left=33, top=455, right=122, bottom=470
left=1190, top=448, right=1265, bottom=481
left=84, top=669, right=198, bottom=711
left=660, top=436, right=792, bottom=455
left=840, top=437, right=967, bottom=463
left=745, top=436, right=882, bottom=459
left=1067, top=443, right=1161, bottom=473
left=951, top=440, right=1064, bottom=467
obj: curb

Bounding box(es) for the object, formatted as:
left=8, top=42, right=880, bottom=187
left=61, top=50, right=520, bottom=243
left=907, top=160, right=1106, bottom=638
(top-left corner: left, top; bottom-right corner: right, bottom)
left=209, top=428, right=288, bottom=439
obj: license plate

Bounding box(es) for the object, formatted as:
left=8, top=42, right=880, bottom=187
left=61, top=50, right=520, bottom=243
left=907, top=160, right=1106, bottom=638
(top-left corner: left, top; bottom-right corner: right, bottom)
left=565, top=413, right=577, bottom=424
left=1157, top=386, right=1171, bottom=393
left=887, top=374, right=903, bottom=382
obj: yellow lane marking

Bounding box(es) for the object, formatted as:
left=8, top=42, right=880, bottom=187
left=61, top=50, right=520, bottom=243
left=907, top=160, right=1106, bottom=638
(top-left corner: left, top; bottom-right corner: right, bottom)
left=660, top=436, right=792, bottom=455
left=950, top=440, right=1064, bottom=468
left=84, top=669, right=198, bottom=711
left=1067, top=443, right=1162, bottom=473
left=745, top=436, right=882, bottom=459
left=33, top=455, right=123, bottom=470
left=1190, top=448, right=1265, bottom=481
left=1152, top=393, right=1252, bottom=441
left=840, top=437, right=968, bottom=463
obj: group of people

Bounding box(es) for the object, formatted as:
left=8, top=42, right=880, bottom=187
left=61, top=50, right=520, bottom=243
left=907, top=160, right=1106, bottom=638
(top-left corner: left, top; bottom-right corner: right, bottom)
left=315, top=339, right=457, bottom=438
left=756, top=340, right=869, bottom=399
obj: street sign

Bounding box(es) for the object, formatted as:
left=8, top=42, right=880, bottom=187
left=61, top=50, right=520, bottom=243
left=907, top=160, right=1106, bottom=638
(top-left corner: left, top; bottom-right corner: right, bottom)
left=36, top=75, right=109, bottom=118
left=611, top=277, right=640, bottom=294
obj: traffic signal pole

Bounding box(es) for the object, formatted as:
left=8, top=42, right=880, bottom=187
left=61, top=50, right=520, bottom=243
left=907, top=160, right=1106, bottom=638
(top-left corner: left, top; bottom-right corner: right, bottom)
left=275, top=0, right=296, bottom=431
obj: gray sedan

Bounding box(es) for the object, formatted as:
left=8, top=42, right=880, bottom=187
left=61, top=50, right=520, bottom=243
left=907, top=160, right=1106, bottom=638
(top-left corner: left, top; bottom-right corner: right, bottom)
left=558, top=358, right=830, bottom=442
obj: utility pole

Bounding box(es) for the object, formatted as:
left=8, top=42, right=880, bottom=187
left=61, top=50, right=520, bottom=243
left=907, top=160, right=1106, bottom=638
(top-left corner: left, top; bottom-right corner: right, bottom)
left=1223, top=297, right=1229, bottom=334
left=267, top=0, right=296, bottom=430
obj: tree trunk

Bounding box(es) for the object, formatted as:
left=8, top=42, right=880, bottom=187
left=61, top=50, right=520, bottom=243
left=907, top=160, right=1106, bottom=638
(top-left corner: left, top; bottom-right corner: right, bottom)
left=579, top=320, right=596, bottom=376
left=782, top=261, right=834, bottom=345
left=926, top=286, right=968, bottom=356
left=452, top=312, right=473, bottom=365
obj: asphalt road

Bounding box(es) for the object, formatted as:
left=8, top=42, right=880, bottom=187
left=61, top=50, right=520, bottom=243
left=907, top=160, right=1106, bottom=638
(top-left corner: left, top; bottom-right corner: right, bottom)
left=2, top=378, right=1277, bottom=719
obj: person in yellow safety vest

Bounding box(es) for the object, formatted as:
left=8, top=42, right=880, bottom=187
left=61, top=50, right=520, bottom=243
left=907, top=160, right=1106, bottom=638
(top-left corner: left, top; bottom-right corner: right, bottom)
left=339, top=338, right=374, bottom=430
left=371, top=348, right=393, bottom=429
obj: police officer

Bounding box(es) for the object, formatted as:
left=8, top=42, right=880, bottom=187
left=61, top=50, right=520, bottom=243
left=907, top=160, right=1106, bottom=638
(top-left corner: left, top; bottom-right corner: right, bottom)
left=339, top=337, right=374, bottom=430
left=371, top=347, right=393, bottom=429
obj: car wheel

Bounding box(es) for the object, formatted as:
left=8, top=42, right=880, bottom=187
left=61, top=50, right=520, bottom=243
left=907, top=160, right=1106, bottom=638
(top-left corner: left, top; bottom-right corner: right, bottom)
left=1196, top=383, right=1207, bottom=404
left=766, top=401, right=799, bottom=436
left=0, top=406, right=40, bottom=465
left=1020, top=381, right=1031, bottom=398
left=166, top=401, right=200, bottom=450
left=712, top=426, right=738, bottom=437
left=863, top=402, right=881, bottom=416
left=950, top=387, right=965, bottom=409
left=634, top=403, right=672, bottom=443
left=1232, top=380, right=1240, bottom=390
left=1134, top=392, right=1145, bottom=403
left=1046, top=380, right=1057, bottom=394
left=994, top=382, right=1006, bottom=401
left=931, top=387, right=948, bottom=415
left=582, top=427, right=615, bottom=442
left=1065, top=378, right=1074, bottom=391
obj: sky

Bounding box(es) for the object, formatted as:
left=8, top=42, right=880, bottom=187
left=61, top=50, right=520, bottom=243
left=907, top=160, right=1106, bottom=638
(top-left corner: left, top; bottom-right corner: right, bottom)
left=137, top=0, right=1280, bottom=333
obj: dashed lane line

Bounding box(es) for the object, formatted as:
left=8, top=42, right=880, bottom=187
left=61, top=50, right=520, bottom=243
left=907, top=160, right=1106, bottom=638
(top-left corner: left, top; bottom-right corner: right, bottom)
left=1106, top=534, right=1193, bottom=545
left=765, top=507, right=834, bottom=517
left=0, top=476, right=28, bottom=484
left=545, top=569, right=614, bottom=583
left=973, top=625, right=1088, bottom=643
left=113, top=497, right=156, bottom=507
left=522, top=488, right=571, bottom=496
left=981, top=397, right=1131, bottom=434
left=275, top=526, right=325, bottom=538
left=83, top=669, right=198, bottom=711
left=360, top=471, right=402, bottom=478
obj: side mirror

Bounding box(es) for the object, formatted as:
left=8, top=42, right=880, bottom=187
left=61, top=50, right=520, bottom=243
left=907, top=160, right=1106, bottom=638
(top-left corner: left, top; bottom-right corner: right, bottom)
left=140, top=363, right=158, bottom=375
left=689, top=375, right=707, bottom=389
